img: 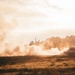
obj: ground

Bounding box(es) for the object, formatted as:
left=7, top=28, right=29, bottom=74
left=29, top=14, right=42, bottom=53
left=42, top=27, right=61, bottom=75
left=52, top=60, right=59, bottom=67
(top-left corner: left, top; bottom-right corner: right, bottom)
left=0, top=55, right=75, bottom=75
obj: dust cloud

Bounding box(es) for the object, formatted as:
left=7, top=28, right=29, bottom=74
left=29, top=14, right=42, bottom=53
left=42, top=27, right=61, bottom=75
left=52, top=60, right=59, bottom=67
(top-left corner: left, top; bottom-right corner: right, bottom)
left=1, top=35, right=75, bottom=56
left=0, top=0, right=75, bottom=56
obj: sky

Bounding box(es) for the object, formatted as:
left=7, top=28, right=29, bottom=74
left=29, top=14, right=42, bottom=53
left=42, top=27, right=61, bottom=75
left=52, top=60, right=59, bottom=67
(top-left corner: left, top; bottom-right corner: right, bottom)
left=0, top=0, right=75, bottom=43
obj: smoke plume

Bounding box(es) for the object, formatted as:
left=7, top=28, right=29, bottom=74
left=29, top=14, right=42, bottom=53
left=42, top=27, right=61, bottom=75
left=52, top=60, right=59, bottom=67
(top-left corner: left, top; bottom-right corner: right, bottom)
left=0, top=0, right=75, bottom=56
left=0, top=33, right=75, bottom=56
left=0, top=44, right=69, bottom=56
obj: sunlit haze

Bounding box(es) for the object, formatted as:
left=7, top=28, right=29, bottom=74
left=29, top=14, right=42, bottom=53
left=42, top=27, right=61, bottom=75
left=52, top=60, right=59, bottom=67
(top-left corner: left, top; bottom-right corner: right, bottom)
left=0, top=0, right=75, bottom=56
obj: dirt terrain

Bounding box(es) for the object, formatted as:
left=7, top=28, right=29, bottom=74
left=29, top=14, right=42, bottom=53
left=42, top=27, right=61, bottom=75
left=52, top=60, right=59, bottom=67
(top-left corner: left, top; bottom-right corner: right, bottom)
left=0, top=47, right=75, bottom=75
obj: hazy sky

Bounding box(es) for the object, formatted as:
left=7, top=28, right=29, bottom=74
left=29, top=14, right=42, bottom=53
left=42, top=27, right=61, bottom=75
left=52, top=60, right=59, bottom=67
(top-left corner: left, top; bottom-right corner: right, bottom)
left=0, top=0, right=75, bottom=43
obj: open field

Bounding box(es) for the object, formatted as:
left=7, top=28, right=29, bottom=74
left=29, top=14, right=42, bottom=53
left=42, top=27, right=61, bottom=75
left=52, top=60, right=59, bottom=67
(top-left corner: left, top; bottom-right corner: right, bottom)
left=0, top=55, right=75, bottom=75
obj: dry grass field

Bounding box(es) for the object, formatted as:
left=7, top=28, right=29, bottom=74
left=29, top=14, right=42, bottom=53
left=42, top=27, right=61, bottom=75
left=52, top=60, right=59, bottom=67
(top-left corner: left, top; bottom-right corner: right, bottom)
left=0, top=54, right=75, bottom=75
left=0, top=47, right=75, bottom=75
